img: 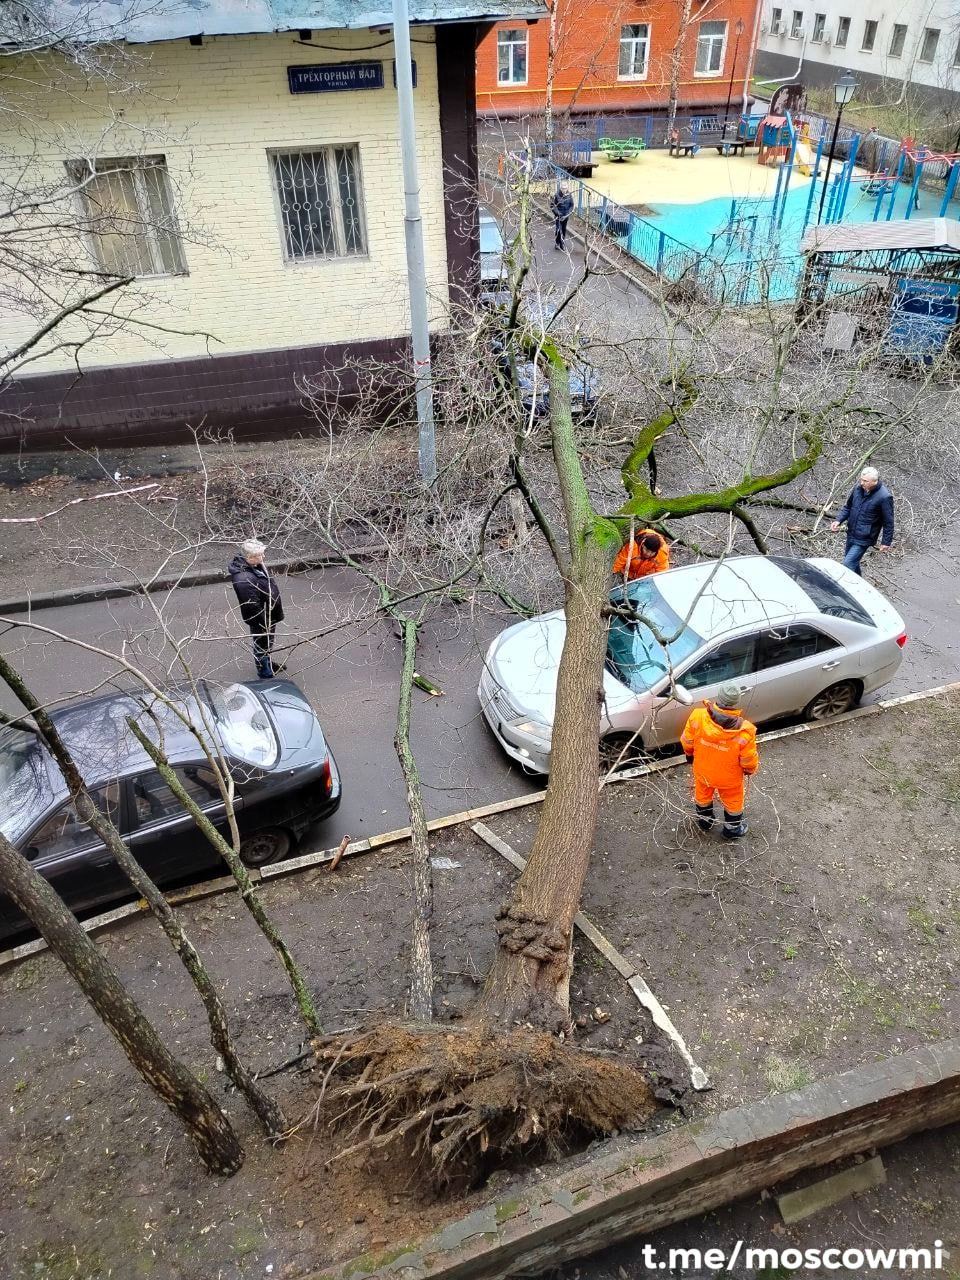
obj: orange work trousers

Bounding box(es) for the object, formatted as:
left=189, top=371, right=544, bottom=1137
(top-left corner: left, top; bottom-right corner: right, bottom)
left=694, top=775, right=745, bottom=813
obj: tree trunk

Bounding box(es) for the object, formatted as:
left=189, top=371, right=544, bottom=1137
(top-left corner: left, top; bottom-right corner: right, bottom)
left=478, top=360, right=620, bottom=1030
left=544, top=0, right=558, bottom=152
left=394, top=617, right=434, bottom=1021
left=666, top=0, right=694, bottom=144
left=0, top=654, right=287, bottom=1137
left=0, top=832, right=243, bottom=1176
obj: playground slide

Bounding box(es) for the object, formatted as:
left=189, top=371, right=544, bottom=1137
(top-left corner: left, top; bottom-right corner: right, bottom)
left=795, top=140, right=815, bottom=176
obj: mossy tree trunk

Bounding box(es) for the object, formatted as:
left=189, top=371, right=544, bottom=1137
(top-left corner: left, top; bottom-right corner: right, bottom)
left=0, top=832, right=243, bottom=1175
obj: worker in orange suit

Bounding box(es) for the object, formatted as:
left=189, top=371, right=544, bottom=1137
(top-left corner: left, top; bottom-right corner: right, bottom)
left=680, top=684, right=759, bottom=839
left=613, top=529, right=670, bottom=581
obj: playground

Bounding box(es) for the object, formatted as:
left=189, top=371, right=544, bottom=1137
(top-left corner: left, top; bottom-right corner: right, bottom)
left=539, top=116, right=960, bottom=305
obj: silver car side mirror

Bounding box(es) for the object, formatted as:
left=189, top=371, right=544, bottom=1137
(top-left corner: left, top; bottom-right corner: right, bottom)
left=671, top=684, right=694, bottom=705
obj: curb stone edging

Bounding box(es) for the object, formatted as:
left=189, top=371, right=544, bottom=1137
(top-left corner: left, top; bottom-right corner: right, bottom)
left=319, top=1040, right=960, bottom=1279
left=1, top=679, right=957, bottom=970
left=0, top=547, right=381, bottom=615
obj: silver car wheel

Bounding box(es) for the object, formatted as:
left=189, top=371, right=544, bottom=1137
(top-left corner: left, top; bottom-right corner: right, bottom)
left=803, top=680, right=860, bottom=722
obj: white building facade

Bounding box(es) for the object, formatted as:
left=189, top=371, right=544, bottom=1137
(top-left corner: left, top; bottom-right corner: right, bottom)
left=756, top=1, right=960, bottom=102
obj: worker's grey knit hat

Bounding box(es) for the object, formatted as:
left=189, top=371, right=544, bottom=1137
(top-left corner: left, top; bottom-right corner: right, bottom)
left=713, top=684, right=742, bottom=710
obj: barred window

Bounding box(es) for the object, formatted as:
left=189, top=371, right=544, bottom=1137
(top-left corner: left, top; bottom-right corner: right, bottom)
left=69, top=156, right=186, bottom=277
left=695, top=20, right=727, bottom=75
left=271, top=146, right=367, bottom=261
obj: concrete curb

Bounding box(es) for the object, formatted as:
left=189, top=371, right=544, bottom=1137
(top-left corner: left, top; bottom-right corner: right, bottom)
left=2, top=678, right=957, bottom=971
left=0, top=548, right=377, bottom=615
left=319, top=1040, right=960, bottom=1279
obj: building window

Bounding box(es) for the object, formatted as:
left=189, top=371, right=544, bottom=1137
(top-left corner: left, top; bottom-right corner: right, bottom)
left=69, top=156, right=186, bottom=277
left=812, top=13, right=826, bottom=42
left=497, top=28, right=528, bottom=84
left=889, top=23, right=907, bottom=58
left=770, top=7, right=783, bottom=35
left=618, top=23, right=650, bottom=79
left=861, top=19, right=877, bottom=52
left=271, top=147, right=367, bottom=261
left=953, top=34, right=960, bottom=66
left=920, top=27, right=940, bottom=63
left=790, top=9, right=803, bottom=38
left=836, top=16, right=850, bottom=47
left=695, top=20, right=727, bottom=76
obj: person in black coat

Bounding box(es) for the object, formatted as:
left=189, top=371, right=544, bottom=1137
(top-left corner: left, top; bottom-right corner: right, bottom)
left=228, top=539, right=284, bottom=678
left=550, top=186, right=574, bottom=249
left=830, top=466, right=895, bottom=576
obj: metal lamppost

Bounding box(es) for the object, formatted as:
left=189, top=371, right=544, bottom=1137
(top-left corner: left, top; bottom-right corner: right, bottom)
left=723, top=18, right=746, bottom=133
left=817, top=69, right=857, bottom=225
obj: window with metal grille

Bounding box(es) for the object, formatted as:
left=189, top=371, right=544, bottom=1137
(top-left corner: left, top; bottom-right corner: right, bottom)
left=695, top=20, right=727, bottom=75
left=812, top=13, right=826, bottom=42
left=889, top=23, right=907, bottom=57
left=920, top=26, right=940, bottom=62
left=270, top=146, right=367, bottom=261
left=69, top=156, right=186, bottom=277
left=618, top=23, right=650, bottom=78
left=770, top=7, right=783, bottom=35
left=497, top=28, right=528, bottom=84
left=790, top=9, right=803, bottom=38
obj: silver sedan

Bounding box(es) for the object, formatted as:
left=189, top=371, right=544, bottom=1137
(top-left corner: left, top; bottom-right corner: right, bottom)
left=478, top=555, right=907, bottom=774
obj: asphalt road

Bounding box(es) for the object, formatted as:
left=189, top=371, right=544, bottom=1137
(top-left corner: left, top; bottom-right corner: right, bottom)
left=0, top=527, right=957, bottom=855
left=0, top=566, right=540, bottom=852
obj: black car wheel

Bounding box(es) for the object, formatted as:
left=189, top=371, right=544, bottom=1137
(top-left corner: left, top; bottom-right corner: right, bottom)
left=601, top=731, right=647, bottom=771
left=802, top=680, right=861, bottom=722
left=239, top=828, right=291, bottom=868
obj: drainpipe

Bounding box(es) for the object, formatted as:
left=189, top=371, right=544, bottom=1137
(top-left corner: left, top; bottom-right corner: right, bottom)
left=753, top=34, right=808, bottom=102
left=392, top=0, right=437, bottom=484
left=741, top=0, right=765, bottom=114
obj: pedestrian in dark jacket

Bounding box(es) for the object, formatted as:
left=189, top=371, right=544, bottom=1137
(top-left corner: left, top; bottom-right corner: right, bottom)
left=228, top=539, right=284, bottom=679
left=830, top=467, right=894, bottom=576
left=550, top=186, right=574, bottom=249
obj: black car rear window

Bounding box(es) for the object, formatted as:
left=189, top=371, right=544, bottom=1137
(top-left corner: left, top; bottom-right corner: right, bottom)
left=770, top=557, right=876, bottom=628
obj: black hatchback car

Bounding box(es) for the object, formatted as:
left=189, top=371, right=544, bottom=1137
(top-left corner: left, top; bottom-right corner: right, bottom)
left=0, top=678, right=341, bottom=944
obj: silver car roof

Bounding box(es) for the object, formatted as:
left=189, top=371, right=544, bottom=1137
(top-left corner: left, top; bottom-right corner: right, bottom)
left=652, top=557, right=812, bottom=640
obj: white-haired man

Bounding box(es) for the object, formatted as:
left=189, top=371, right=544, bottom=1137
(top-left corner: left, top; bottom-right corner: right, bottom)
left=228, top=539, right=284, bottom=679
left=830, top=467, right=894, bottom=576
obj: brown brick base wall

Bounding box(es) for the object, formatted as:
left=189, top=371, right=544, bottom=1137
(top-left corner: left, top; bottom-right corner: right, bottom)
left=0, top=336, right=408, bottom=451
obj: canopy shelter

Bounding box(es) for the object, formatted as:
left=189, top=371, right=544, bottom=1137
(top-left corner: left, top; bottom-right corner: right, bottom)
left=798, top=218, right=960, bottom=362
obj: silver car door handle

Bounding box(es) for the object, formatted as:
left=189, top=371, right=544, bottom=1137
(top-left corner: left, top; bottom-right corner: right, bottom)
left=821, top=660, right=841, bottom=670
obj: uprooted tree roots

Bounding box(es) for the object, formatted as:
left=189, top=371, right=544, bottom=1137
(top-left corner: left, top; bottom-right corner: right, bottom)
left=303, top=1021, right=658, bottom=1186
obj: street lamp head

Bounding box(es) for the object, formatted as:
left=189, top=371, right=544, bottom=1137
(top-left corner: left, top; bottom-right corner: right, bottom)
left=834, top=70, right=857, bottom=107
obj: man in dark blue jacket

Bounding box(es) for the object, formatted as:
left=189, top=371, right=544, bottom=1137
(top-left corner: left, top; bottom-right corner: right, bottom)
left=831, top=467, right=895, bottom=576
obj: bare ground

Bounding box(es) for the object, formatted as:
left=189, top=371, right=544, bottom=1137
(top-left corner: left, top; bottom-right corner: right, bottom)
left=0, top=695, right=958, bottom=1278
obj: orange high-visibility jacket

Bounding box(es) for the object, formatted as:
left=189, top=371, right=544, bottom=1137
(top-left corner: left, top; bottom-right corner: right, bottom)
left=612, top=531, right=670, bottom=580
left=680, top=705, right=759, bottom=787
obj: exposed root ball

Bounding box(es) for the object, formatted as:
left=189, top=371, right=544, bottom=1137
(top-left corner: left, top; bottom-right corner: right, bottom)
left=310, top=1022, right=657, bottom=1184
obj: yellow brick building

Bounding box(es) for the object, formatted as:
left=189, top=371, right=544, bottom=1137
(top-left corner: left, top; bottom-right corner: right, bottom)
left=0, top=1, right=541, bottom=445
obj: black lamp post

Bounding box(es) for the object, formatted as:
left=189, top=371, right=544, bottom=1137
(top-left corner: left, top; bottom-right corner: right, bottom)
left=817, top=69, right=857, bottom=225
left=723, top=18, right=746, bottom=132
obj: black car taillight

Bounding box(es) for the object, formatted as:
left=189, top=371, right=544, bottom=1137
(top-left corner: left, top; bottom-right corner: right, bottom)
left=321, top=758, right=332, bottom=793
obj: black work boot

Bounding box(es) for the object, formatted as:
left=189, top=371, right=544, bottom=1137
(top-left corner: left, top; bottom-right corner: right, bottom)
left=695, top=802, right=715, bottom=832
left=722, top=809, right=747, bottom=839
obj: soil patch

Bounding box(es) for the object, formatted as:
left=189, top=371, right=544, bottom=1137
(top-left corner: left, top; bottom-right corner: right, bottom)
left=489, top=694, right=960, bottom=1113
left=0, top=828, right=668, bottom=1279
left=1, top=695, right=957, bottom=1278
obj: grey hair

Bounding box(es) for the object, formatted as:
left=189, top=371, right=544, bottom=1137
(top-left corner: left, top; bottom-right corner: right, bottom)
left=242, top=538, right=266, bottom=556
left=860, top=466, right=880, bottom=482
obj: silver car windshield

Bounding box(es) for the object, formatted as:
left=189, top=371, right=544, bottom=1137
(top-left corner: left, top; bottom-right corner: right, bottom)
left=205, top=683, right=279, bottom=769
left=607, top=579, right=703, bottom=693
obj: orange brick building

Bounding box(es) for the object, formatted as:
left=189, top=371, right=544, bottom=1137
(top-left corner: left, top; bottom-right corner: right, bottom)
left=477, top=1, right=761, bottom=119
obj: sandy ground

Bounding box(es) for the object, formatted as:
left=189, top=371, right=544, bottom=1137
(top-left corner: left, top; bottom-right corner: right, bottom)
left=583, top=147, right=814, bottom=206
left=0, top=694, right=957, bottom=1278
